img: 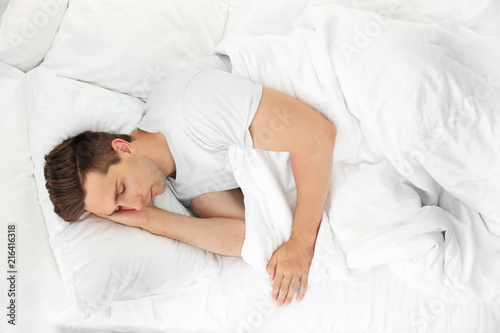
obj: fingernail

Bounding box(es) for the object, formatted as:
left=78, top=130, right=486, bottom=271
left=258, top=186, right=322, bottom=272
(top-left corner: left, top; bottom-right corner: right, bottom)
left=296, top=297, right=302, bottom=303
left=284, top=300, right=290, bottom=305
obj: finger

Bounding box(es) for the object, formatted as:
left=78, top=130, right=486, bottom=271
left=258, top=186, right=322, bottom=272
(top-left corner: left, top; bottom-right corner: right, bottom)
left=271, top=272, right=283, bottom=301
left=266, top=255, right=277, bottom=281
left=276, top=275, right=291, bottom=306
left=296, top=275, right=309, bottom=303
left=285, top=276, right=300, bottom=305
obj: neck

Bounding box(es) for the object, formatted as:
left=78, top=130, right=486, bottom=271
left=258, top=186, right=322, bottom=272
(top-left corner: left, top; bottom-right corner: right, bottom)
left=130, top=129, right=176, bottom=178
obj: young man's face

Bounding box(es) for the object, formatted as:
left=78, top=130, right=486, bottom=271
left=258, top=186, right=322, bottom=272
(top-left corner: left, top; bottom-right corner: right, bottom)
left=83, top=154, right=167, bottom=217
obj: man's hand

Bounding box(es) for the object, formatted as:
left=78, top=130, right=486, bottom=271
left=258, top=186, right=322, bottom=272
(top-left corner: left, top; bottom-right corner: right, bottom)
left=93, top=204, right=156, bottom=228
left=266, top=236, right=314, bottom=306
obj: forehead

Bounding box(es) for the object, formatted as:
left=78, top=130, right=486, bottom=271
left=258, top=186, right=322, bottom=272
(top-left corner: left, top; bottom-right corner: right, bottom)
left=83, top=167, right=118, bottom=215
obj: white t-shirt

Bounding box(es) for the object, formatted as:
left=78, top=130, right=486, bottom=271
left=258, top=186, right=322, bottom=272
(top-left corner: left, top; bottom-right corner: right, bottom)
left=138, top=55, right=263, bottom=206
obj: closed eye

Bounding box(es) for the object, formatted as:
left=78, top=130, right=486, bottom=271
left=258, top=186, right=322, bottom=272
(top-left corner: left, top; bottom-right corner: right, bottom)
left=112, top=184, right=126, bottom=215
left=117, top=185, right=126, bottom=211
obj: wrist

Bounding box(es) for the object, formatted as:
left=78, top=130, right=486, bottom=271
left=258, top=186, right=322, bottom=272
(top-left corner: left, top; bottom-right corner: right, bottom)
left=289, top=212, right=322, bottom=248
left=141, top=205, right=159, bottom=230
left=289, top=232, right=316, bottom=251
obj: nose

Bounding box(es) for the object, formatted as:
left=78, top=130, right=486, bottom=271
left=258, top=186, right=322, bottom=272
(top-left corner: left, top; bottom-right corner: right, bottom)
left=120, top=193, right=144, bottom=211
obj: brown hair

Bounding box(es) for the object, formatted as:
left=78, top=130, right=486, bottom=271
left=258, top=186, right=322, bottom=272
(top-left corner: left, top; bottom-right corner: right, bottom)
left=44, top=131, right=133, bottom=222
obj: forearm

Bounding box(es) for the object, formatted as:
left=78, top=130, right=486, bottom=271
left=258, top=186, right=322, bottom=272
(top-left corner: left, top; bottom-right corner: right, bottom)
left=289, top=128, right=335, bottom=248
left=144, top=208, right=245, bottom=257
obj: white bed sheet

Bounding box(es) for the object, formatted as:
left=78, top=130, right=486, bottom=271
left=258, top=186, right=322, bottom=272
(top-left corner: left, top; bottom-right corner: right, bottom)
left=44, top=259, right=500, bottom=332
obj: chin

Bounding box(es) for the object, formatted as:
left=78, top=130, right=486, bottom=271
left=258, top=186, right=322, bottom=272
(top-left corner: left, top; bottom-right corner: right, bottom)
left=158, top=182, right=168, bottom=195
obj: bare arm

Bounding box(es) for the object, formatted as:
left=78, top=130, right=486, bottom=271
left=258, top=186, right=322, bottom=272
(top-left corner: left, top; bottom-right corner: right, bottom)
left=95, top=204, right=245, bottom=257
left=249, top=88, right=336, bottom=305
left=145, top=206, right=245, bottom=257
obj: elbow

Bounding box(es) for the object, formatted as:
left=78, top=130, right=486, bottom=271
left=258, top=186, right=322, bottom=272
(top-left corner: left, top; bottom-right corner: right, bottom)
left=303, top=119, right=335, bottom=158
left=327, top=122, right=337, bottom=145
left=320, top=120, right=336, bottom=152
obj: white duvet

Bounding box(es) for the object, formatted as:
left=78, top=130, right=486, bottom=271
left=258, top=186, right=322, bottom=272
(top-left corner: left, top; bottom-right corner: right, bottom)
left=216, top=5, right=500, bottom=301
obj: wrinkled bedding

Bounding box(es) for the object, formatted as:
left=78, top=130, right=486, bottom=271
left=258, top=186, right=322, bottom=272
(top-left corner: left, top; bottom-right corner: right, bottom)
left=217, top=5, right=500, bottom=301
left=3, top=1, right=500, bottom=331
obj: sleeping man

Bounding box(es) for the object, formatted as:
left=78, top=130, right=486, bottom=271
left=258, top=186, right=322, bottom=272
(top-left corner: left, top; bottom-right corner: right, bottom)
left=43, top=54, right=336, bottom=306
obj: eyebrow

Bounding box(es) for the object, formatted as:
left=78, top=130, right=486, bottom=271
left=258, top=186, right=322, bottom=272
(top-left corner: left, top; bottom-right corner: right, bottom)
left=107, top=179, right=119, bottom=216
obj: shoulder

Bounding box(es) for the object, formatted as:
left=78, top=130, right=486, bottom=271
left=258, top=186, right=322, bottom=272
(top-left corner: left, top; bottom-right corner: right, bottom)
left=147, top=55, right=232, bottom=114
left=155, top=54, right=232, bottom=99
left=138, top=55, right=231, bottom=130
left=182, top=54, right=236, bottom=99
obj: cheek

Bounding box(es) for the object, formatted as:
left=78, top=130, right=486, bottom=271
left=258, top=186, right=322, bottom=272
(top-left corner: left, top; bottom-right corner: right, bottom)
left=129, top=170, right=151, bottom=192
left=128, top=178, right=144, bottom=193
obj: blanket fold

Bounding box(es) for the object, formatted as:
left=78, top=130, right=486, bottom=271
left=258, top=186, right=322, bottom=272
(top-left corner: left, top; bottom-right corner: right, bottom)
left=217, top=5, right=500, bottom=301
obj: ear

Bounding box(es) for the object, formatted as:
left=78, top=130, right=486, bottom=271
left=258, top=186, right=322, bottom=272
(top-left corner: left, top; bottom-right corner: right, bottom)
left=111, top=139, right=137, bottom=155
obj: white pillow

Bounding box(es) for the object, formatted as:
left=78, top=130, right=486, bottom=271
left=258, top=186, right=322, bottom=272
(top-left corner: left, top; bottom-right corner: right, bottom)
left=42, top=0, right=230, bottom=99
left=0, top=60, right=79, bottom=331
left=224, top=0, right=311, bottom=37
left=25, top=66, right=221, bottom=319
left=0, top=0, right=68, bottom=71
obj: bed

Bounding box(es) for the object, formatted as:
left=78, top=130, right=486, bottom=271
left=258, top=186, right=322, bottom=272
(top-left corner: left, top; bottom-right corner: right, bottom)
left=1, top=0, right=500, bottom=332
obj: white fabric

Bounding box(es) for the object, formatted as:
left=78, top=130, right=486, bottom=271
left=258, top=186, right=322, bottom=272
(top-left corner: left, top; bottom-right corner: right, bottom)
left=25, top=66, right=221, bottom=319
left=2, top=0, right=500, bottom=331
left=224, top=0, right=312, bottom=37
left=0, top=0, right=68, bottom=71
left=216, top=5, right=500, bottom=301
left=52, top=258, right=500, bottom=332
left=0, top=0, right=9, bottom=21
left=41, top=0, right=230, bottom=99
left=0, top=60, right=76, bottom=332
left=138, top=55, right=263, bottom=202
left=3, top=60, right=499, bottom=333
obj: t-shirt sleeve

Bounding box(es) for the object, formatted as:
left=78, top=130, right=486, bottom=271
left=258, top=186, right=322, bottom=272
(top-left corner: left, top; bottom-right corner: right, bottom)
left=180, top=55, right=263, bottom=148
